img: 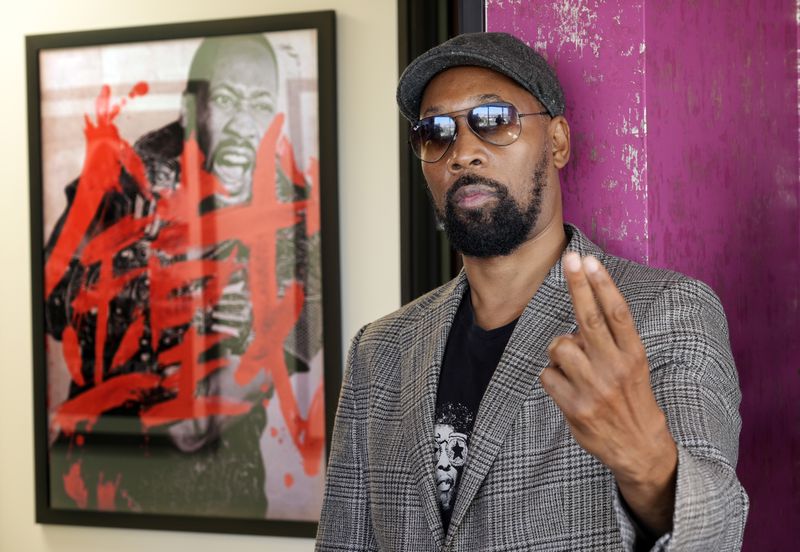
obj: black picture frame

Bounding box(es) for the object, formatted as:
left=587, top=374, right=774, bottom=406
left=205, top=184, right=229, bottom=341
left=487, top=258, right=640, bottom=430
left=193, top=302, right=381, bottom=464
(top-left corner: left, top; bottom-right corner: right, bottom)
left=27, top=11, right=340, bottom=538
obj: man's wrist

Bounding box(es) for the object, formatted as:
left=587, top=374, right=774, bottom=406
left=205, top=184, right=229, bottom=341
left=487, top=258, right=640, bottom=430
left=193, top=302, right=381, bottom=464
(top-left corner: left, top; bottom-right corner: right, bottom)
left=613, top=414, right=678, bottom=535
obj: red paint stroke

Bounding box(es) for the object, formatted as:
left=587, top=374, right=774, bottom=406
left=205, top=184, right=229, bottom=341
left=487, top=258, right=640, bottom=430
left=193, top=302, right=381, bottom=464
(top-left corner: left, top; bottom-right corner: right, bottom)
left=284, top=473, right=294, bottom=488
left=54, top=373, right=162, bottom=435
left=278, top=136, right=307, bottom=187
left=63, top=461, right=88, bottom=509
left=270, top=427, right=278, bottom=437
left=110, top=313, right=144, bottom=372
left=62, top=325, right=85, bottom=386
left=48, top=84, right=326, bottom=476
left=45, top=84, right=151, bottom=298
left=75, top=434, right=85, bottom=446
left=141, top=328, right=246, bottom=428
left=97, top=472, right=121, bottom=511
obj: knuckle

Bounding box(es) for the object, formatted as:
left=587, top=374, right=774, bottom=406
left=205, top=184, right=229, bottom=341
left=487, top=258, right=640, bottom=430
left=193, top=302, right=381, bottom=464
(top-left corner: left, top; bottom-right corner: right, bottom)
left=612, top=302, right=631, bottom=323
left=572, top=402, right=596, bottom=423
left=584, top=310, right=604, bottom=330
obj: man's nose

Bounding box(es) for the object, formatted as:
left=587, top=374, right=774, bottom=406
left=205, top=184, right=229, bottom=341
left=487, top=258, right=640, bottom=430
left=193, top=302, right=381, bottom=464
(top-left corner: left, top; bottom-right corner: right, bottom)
left=446, top=119, right=488, bottom=173
left=436, top=449, right=451, bottom=470
left=223, top=109, right=260, bottom=142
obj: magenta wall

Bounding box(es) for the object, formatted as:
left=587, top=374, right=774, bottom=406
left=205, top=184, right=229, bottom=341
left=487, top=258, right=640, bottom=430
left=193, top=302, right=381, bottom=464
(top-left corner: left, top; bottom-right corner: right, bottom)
left=487, top=1, right=800, bottom=549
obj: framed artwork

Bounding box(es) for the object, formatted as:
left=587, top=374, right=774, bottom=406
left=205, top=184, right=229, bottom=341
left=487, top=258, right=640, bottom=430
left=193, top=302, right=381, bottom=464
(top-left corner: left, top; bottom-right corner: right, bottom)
left=27, top=11, right=340, bottom=537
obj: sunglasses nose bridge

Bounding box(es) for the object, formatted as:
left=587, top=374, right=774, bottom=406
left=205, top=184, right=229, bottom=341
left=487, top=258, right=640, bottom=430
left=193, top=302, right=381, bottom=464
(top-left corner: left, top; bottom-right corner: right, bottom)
left=446, top=113, right=491, bottom=162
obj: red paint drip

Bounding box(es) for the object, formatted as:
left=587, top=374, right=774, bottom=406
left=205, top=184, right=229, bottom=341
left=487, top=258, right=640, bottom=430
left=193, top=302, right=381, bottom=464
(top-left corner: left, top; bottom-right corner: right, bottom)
left=270, top=427, right=278, bottom=437
left=96, top=472, right=121, bottom=511
left=63, top=461, right=88, bottom=509
left=62, top=325, right=85, bottom=386
left=129, top=81, right=149, bottom=98
left=284, top=473, right=294, bottom=488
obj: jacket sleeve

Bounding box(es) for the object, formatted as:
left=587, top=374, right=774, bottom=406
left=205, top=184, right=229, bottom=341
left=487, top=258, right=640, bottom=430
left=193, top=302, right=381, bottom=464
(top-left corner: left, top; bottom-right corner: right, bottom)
left=316, top=324, right=376, bottom=551
left=614, top=278, right=749, bottom=551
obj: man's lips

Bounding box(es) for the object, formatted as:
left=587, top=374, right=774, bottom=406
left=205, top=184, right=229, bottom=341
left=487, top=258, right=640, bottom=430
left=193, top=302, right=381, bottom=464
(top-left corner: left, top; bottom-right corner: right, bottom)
left=451, top=184, right=499, bottom=209
left=215, top=146, right=254, bottom=167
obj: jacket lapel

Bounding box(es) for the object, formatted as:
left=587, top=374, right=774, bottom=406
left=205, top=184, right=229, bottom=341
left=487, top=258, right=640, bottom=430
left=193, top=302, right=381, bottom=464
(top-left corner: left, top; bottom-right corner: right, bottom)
left=444, top=226, right=601, bottom=545
left=400, top=272, right=469, bottom=547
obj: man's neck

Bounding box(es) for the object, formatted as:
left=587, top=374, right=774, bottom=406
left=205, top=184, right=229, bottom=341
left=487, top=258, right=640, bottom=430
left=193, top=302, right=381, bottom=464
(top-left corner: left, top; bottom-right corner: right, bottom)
left=462, top=216, right=567, bottom=331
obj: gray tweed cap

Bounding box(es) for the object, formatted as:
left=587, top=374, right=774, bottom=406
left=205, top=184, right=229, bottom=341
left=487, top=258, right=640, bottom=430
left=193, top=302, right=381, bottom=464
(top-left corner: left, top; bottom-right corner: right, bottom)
left=397, top=32, right=565, bottom=122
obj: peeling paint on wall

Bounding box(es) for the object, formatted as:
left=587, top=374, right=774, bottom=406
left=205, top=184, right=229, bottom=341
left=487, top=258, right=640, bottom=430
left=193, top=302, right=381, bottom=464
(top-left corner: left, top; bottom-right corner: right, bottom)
left=488, top=1, right=800, bottom=549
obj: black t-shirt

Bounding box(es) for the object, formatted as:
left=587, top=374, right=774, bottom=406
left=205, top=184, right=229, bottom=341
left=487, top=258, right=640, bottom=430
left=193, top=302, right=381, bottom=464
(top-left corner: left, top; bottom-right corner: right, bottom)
left=434, top=290, right=517, bottom=530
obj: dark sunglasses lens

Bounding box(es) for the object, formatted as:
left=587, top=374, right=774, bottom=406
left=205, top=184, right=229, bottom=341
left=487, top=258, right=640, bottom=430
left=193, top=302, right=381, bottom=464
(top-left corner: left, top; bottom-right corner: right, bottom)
left=410, top=116, right=456, bottom=162
left=467, top=104, right=520, bottom=145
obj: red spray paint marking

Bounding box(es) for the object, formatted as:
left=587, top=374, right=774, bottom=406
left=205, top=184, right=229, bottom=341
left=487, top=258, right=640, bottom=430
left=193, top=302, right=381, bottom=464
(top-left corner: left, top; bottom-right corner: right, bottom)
left=63, top=461, right=88, bottom=509
left=110, top=313, right=144, bottom=372
left=54, top=373, right=163, bottom=435
left=284, top=473, right=294, bottom=488
left=47, top=85, right=325, bottom=475
left=62, top=325, right=85, bottom=386
left=44, top=83, right=151, bottom=298
left=96, top=472, right=121, bottom=511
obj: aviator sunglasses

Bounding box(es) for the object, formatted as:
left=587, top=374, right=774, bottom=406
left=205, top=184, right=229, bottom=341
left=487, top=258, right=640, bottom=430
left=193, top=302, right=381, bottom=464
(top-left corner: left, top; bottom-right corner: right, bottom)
left=409, top=102, right=550, bottom=163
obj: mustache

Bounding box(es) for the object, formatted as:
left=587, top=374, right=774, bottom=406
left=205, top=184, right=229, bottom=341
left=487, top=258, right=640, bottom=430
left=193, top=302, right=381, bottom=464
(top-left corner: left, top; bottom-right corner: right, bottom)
left=213, top=138, right=257, bottom=158
left=445, top=174, right=509, bottom=203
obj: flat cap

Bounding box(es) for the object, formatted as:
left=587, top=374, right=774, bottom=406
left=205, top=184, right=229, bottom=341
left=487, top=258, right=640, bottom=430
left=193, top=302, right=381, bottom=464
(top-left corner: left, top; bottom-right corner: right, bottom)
left=397, top=32, right=565, bottom=122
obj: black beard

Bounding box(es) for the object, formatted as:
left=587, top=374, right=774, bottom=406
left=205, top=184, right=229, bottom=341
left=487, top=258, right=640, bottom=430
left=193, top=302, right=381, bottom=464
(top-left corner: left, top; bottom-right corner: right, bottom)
left=436, top=152, right=548, bottom=258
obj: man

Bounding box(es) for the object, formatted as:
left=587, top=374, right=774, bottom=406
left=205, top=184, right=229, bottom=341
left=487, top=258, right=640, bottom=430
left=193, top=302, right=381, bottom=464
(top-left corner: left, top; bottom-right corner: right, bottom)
left=316, top=32, right=748, bottom=550
left=45, top=34, right=318, bottom=517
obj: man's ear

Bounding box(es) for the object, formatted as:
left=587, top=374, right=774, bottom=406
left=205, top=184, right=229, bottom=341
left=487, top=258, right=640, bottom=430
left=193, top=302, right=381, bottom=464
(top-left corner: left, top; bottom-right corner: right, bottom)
left=550, top=116, right=571, bottom=169
left=180, top=92, right=197, bottom=138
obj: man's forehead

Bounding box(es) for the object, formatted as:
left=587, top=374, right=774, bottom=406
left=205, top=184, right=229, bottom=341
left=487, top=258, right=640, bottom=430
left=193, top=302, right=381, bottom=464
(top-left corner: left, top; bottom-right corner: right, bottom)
left=209, top=46, right=277, bottom=88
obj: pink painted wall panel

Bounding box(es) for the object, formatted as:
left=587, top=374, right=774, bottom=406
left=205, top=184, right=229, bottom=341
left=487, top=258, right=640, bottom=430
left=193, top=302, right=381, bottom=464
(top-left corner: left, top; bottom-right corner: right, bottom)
left=486, top=0, right=649, bottom=261
left=487, top=1, right=800, bottom=549
left=645, top=0, right=800, bottom=548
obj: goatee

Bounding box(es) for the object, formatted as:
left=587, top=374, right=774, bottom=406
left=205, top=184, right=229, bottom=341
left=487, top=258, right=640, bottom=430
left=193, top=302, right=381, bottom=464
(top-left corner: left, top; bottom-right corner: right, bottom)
left=436, top=150, right=548, bottom=258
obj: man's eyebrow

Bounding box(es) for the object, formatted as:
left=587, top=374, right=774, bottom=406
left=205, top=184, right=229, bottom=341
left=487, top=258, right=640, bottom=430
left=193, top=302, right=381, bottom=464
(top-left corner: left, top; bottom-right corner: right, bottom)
left=249, top=90, right=275, bottom=100
left=210, top=84, right=275, bottom=100
left=421, top=94, right=506, bottom=117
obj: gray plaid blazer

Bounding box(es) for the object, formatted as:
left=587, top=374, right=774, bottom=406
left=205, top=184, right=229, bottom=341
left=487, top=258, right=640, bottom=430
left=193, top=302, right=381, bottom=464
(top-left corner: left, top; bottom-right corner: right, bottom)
left=316, top=225, right=748, bottom=551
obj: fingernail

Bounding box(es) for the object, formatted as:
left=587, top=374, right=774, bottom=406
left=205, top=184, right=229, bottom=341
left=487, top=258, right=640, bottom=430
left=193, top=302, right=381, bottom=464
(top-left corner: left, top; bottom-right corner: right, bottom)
left=564, top=252, right=581, bottom=272
left=584, top=256, right=600, bottom=274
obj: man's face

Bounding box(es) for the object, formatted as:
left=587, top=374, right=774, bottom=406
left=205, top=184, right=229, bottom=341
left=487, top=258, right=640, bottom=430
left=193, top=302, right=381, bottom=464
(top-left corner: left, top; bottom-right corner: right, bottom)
left=419, top=66, right=557, bottom=257
left=196, top=41, right=278, bottom=200
left=435, top=423, right=467, bottom=510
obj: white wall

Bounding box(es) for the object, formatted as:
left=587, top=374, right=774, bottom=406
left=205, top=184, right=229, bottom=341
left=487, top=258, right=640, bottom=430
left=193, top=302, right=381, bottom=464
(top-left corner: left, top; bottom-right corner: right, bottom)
left=0, top=1, right=399, bottom=550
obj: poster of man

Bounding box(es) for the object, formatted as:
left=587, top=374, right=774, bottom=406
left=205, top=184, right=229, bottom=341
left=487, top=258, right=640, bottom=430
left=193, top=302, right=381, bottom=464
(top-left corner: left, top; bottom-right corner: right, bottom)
left=32, top=18, right=336, bottom=530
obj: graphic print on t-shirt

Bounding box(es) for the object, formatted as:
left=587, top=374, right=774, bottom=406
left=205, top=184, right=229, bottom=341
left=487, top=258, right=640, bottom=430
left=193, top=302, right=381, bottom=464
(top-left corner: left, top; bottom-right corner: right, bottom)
left=434, top=402, right=474, bottom=514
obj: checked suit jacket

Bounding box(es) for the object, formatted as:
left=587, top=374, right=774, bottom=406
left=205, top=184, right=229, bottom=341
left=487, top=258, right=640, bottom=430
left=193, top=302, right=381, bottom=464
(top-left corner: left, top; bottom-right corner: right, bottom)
left=316, top=225, right=748, bottom=551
